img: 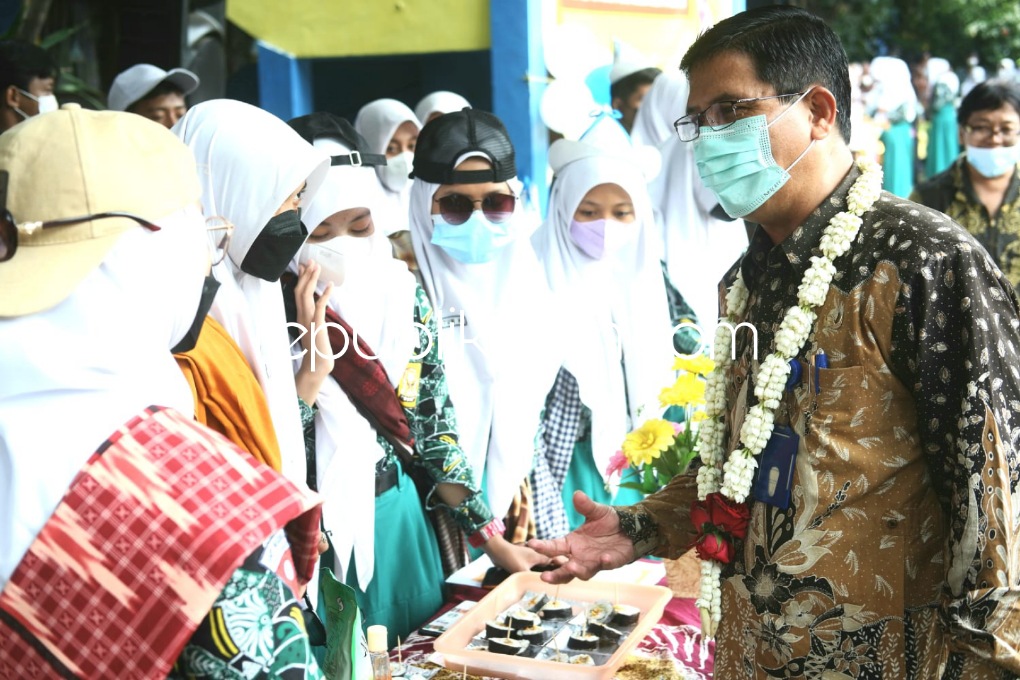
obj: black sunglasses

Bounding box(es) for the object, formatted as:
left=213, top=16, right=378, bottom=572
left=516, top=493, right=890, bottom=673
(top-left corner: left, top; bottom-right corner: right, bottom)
left=433, top=192, right=516, bottom=226
left=0, top=170, right=161, bottom=263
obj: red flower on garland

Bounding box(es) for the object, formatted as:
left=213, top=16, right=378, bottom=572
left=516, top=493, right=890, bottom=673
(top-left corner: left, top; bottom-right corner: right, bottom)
left=689, top=492, right=750, bottom=564
left=694, top=532, right=734, bottom=563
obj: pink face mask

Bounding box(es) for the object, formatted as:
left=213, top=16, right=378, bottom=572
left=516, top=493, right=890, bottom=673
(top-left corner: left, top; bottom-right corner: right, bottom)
left=569, top=218, right=636, bottom=259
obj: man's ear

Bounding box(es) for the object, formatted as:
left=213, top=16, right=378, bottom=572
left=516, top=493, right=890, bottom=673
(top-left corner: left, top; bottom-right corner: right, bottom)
left=611, top=96, right=623, bottom=112
left=807, top=86, right=839, bottom=140
left=4, top=85, right=20, bottom=109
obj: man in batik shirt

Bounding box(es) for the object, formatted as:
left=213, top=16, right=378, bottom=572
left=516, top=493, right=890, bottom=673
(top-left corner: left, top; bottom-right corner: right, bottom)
left=531, top=7, right=1020, bottom=679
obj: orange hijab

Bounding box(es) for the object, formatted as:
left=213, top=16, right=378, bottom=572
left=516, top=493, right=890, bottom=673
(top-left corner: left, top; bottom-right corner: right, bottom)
left=175, top=316, right=283, bottom=471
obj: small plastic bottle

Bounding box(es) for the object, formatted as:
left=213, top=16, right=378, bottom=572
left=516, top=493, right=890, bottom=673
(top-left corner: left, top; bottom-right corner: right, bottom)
left=367, top=624, right=392, bottom=680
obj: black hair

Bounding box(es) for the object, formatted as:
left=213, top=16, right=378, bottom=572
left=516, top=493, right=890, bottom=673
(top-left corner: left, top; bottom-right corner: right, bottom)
left=127, top=80, right=185, bottom=111
left=0, top=40, right=55, bottom=94
left=958, top=79, right=1020, bottom=126
left=611, top=67, right=662, bottom=103
left=680, top=6, right=851, bottom=143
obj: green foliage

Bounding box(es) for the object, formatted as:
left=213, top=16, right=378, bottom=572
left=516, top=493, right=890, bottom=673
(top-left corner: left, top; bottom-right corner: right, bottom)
left=804, top=0, right=1020, bottom=68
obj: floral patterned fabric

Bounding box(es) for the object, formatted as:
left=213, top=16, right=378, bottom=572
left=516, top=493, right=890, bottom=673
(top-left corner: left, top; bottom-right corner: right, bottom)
left=911, top=155, right=1020, bottom=286
left=631, top=166, right=1020, bottom=678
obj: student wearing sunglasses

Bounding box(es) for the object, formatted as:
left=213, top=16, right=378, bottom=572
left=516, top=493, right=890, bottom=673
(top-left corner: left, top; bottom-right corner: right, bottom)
left=408, top=109, right=566, bottom=554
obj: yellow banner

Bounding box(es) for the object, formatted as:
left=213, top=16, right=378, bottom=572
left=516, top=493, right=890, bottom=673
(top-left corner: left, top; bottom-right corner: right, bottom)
left=227, top=0, right=491, bottom=58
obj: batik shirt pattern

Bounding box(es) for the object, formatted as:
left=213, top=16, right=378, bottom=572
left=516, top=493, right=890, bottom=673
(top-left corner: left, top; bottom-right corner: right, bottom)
left=911, top=156, right=1020, bottom=286
left=634, top=167, right=1020, bottom=679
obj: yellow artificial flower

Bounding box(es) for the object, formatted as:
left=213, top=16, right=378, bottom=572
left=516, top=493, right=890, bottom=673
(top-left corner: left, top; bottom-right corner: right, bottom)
left=672, top=354, right=716, bottom=376
left=621, top=419, right=676, bottom=467
left=691, top=409, right=709, bottom=423
left=659, top=372, right=706, bottom=407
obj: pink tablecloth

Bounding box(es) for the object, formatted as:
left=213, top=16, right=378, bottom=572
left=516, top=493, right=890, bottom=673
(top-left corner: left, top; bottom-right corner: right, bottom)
left=391, top=576, right=714, bottom=679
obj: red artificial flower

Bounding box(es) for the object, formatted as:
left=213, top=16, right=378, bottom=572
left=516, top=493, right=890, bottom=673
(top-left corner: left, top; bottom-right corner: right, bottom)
left=605, top=450, right=629, bottom=479
left=706, top=492, right=750, bottom=540
left=695, top=532, right=734, bottom=564
left=690, top=493, right=750, bottom=541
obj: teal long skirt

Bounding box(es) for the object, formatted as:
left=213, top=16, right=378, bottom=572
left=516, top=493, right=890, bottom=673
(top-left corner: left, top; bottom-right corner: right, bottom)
left=926, top=105, right=959, bottom=179
left=343, top=460, right=445, bottom=647
left=881, top=120, right=915, bottom=198
left=561, top=440, right=644, bottom=530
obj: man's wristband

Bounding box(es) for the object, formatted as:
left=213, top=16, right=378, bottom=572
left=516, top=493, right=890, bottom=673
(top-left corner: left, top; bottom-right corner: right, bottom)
left=468, top=517, right=505, bottom=548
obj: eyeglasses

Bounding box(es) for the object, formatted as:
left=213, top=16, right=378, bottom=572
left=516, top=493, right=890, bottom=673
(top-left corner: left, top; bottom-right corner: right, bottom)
left=963, top=124, right=1020, bottom=144
left=205, top=216, right=234, bottom=266
left=0, top=211, right=160, bottom=263
left=433, top=192, right=516, bottom=225
left=673, top=91, right=807, bottom=142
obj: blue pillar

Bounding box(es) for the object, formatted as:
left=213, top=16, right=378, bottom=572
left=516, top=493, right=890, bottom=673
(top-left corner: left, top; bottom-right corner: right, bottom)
left=490, top=0, right=549, bottom=216
left=257, top=41, right=313, bottom=120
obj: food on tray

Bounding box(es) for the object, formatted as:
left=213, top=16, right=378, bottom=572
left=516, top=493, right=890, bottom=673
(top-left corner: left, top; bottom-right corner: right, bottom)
left=487, top=637, right=529, bottom=655
left=588, top=619, right=625, bottom=642
left=585, top=600, right=613, bottom=623
left=539, top=599, right=572, bottom=620
left=507, top=610, right=541, bottom=631
left=569, top=653, right=596, bottom=665
left=610, top=604, right=641, bottom=626
left=567, top=632, right=600, bottom=651
left=521, top=591, right=549, bottom=612
left=514, top=625, right=546, bottom=644
left=484, top=620, right=512, bottom=639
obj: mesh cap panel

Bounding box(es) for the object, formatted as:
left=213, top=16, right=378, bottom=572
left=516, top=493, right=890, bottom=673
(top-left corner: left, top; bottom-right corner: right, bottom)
left=411, top=108, right=516, bottom=184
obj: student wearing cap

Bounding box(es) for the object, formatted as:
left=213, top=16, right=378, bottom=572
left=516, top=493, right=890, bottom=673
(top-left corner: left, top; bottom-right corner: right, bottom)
left=531, top=120, right=678, bottom=534
left=610, top=40, right=662, bottom=134
left=108, top=63, right=200, bottom=128
left=408, top=108, right=566, bottom=551
left=0, top=104, right=323, bottom=678
left=0, top=39, right=57, bottom=133
left=283, top=111, right=551, bottom=642
left=355, top=98, right=422, bottom=277
left=174, top=99, right=331, bottom=488
left=414, top=90, right=471, bottom=126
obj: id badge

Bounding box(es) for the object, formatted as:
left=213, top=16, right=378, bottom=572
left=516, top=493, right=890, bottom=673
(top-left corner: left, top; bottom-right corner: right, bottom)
left=752, top=424, right=800, bottom=510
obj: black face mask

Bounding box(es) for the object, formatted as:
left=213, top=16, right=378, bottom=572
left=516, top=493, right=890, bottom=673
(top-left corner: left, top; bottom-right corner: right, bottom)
left=240, top=209, right=308, bottom=281
left=171, top=275, right=221, bottom=354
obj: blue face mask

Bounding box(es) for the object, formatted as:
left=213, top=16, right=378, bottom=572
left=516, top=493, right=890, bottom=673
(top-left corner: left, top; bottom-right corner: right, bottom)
left=966, top=145, right=1019, bottom=178
left=693, top=89, right=814, bottom=218
left=431, top=210, right=513, bottom=264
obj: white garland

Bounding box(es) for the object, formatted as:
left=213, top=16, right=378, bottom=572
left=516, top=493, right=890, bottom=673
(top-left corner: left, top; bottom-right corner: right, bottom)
left=693, top=159, right=883, bottom=631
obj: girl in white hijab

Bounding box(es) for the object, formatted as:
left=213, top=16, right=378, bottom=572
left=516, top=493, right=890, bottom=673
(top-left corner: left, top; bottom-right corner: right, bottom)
left=173, top=99, right=330, bottom=486
left=630, top=69, right=689, bottom=148
left=532, top=127, right=677, bottom=532
left=354, top=98, right=421, bottom=235
left=287, top=112, right=550, bottom=642
left=414, top=90, right=471, bottom=126
left=408, top=108, right=566, bottom=545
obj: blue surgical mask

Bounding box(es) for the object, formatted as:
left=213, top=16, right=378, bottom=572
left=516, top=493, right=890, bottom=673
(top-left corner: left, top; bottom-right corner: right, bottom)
left=966, top=145, right=1019, bottom=178
left=693, top=89, right=814, bottom=218
left=431, top=210, right=513, bottom=264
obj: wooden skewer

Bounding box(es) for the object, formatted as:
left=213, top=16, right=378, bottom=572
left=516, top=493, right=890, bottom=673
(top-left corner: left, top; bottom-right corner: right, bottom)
left=462, top=662, right=467, bottom=679
left=396, top=636, right=402, bottom=665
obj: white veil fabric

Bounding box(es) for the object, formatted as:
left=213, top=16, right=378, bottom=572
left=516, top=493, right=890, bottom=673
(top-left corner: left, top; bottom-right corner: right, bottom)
left=173, top=99, right=330, bottom=487
left=0, top=212, right=208, bottom=588
left=533, top=153, right=676, bottom=482
left=414, top=91, right=471, bottom=126
left=408, top=176, right=563, bottom=519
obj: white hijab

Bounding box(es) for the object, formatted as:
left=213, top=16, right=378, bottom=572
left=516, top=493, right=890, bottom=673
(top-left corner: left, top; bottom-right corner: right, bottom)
left=408, top=173, right=563, bottom=518
left=630, top=70, right=689, bottom=148
left=292, top=136, right=418, bottom=589
left=533, top=155, right=675, bottom=482
left=414, top=91, right=471, bottom=126
left=0, top=212, right=208, bottom=588
left=355, top=99, right=421, bottom=236
left=867, top=56, right=919, bottom=123
left=173, top=99, right=330, bottom=487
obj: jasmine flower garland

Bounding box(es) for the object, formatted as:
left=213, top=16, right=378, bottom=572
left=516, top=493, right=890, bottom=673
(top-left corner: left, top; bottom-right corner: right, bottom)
left=692, top=159, right=883, bottom=634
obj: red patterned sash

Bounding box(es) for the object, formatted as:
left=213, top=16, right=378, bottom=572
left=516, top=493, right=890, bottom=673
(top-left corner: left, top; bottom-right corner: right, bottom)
left=0, top=406, right=321, bottom=679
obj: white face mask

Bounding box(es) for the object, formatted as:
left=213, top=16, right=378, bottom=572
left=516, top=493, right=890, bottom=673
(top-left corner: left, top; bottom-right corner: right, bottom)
left=378, top=151, right=413, bottom=192
left=14, top=89, right=58, bottom=119
left=300, top=236, right=375, bottom=288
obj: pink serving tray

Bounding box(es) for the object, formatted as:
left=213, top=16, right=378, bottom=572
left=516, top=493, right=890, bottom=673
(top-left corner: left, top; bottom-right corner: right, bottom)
left=433, top=571, right=673, bottom=679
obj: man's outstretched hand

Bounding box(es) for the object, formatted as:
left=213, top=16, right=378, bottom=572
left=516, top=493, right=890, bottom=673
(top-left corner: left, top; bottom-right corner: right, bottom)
left=527, top=491, right=637, bottom=584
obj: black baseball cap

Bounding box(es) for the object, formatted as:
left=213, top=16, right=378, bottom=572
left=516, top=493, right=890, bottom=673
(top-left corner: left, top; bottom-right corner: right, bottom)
left=411, top=108, right=516, bottom=184
left=288, top=112, right=387, bottom=168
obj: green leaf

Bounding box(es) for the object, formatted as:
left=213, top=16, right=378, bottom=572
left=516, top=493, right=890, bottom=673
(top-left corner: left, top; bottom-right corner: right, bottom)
left=40, top=24, right=82, bottom=50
